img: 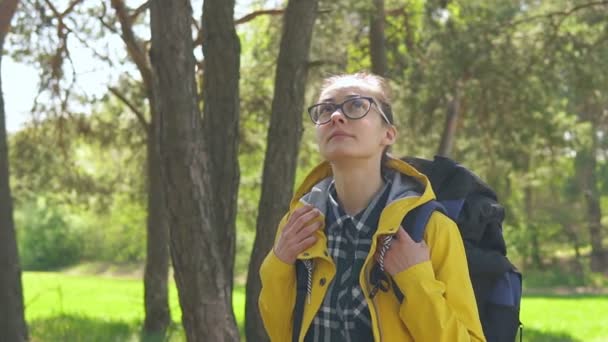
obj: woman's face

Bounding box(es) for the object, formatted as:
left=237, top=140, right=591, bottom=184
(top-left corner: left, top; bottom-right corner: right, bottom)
left=314, top=82, right=396, bottom=163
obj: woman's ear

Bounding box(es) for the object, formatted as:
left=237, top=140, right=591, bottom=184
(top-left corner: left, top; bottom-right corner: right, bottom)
left=383, top=125, right=397, bottom=146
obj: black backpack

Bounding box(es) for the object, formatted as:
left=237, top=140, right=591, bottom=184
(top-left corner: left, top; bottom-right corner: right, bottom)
left=401, top=155, right=522, bottom=342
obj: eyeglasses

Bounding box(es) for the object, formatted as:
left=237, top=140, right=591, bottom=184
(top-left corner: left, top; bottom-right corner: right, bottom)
left=307, top=96, right=391, bottom=125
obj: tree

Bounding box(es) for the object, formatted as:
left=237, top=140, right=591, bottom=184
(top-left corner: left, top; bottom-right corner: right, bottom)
left=0, top=0, right=28, bottom=340
left=547, top=2, right=608, bottom=271
left=369, top=0, right=387, bottom=76
left=150, top=0, right=240, bottom=339
left=201, top=0, right=241, bottom=296
left=436, top=81, right=463, bottom=157
left=575, top=121, right=607, bottom=271
left=245, top=0, right=320, bottom=340
left=7, top=0, right=172, bottom=334
left=109, top=0, right=171, bottom=334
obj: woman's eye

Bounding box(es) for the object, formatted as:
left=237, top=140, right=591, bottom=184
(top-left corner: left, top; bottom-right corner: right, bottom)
left=320, top=104, right=334, bottom=114
left=351, top=99, right=365, bottom=108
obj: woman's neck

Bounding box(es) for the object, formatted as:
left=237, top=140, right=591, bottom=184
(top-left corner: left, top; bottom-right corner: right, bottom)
left=331, top=156, right=385, bottom=216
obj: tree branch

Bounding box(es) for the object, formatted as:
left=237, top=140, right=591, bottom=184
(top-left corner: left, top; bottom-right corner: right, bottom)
left=234, top=9, right=284, bottom=25
left=234, top=8, right=338, bottom=26
left=386, top=7, right=405, bottom=16
left=67, top=17, right=114, bottom=66
left=198, top=7, right=336, bottom=47
left=507, top=1, right=608, bottom=28
left=61, top=0, right=85, bottom=17
left=111, top=0, right=154, bottom=92
left=108, top=86, right=149, bottom=131
left=43, top=0, right=62, bottom=18
left=97, top=2, right=119, bottom=34
left=130, top=0, right=150, bottom=22
left=194, top=7, right=334, bottom=48
left=40, top=0, right=78, bottom=108
left=307, top=59, right=343, bottom=69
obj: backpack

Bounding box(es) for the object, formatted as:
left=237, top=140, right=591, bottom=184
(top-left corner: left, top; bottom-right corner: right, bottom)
left=399, top=155, right=522, bottom=342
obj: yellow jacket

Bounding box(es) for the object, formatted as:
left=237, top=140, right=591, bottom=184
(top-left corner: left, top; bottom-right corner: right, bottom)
left=259, top=158, right=486, bottom=342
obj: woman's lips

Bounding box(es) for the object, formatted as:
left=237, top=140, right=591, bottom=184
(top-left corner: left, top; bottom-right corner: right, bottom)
left=328, top=131, right=353, bottom=141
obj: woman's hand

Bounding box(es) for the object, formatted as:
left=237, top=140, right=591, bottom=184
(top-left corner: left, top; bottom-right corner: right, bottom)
left=376, top=226, right=430, bottom=276
left=274, top=205, right=323, bottom=264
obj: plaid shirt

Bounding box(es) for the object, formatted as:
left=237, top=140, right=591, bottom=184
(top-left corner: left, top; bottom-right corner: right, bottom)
left=305, top=179, right=391, bottom=342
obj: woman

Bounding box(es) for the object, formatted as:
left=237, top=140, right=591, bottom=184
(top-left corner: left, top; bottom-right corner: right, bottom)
left=258, top=73, right=485, bottom=342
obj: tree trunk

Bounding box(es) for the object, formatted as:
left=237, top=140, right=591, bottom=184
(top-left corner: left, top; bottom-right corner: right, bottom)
left=575, top=118, right=607, bottom=272
left=201, top=0, right=241, bottom=293
left=245, top=0, right=319, bottom=341
left=437, top=82, right=462, bottom=157
left=369, top=0, right=387, bottom=76
left=149, top=0, right=239, bottom=340
left=562, top=223, right=583, bottom=275
left=0, top=1, right=29, bottom=338
left=143, top=120, right=171, bottom=336
left=524, top=186, right=542, bottom=268
left=110, top=1, right=171, bottom=334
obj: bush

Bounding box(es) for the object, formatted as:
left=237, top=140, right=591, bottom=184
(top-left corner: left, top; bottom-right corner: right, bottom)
left=524, top=264, right=608, bottom=288
left=16, top=198, right=84, bottom=270
left=95, top=194, right=146, bottom=263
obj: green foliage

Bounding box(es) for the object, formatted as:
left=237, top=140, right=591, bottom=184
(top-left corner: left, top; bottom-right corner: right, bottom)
left=234, top=12, right=281, bottom=277
left=525, top=267, right=608, bottom=289
left=92, top=193, right=147, bottom=263
left=9, top=101, right=148, bottom=265
left=16, top=198, right=84, bottom=270
left=6, top=0, right=608, bottom=284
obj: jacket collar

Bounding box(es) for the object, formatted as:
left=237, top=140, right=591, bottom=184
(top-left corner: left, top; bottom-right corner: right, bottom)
left=291, top=157, right=437, bottom=261
left=290, top=157, right=436, bottom=210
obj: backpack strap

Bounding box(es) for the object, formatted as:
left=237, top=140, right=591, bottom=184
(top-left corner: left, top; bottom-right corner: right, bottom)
left=402, top=200, right=447, bottom=242
left=389, top=200, right=447, bottom=302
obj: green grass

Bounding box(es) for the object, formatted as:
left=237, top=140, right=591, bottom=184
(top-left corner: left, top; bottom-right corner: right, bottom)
left=23, top=272, right=245, bottom=341
left=521, top=294, right=608, bottom=342
left=22, top=271, right=608, bottom=341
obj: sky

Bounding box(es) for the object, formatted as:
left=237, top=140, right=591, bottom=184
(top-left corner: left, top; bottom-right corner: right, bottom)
left=2, top=0, right=282, bottom=133
left=3, top=56, right=37, bottom=132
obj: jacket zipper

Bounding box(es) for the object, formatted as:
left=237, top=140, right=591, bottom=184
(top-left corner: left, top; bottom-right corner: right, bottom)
left=364, top=262, right=383, bottom=341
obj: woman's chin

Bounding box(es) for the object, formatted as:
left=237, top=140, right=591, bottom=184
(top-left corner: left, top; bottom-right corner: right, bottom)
left=322, top=150, right=362, bottom=163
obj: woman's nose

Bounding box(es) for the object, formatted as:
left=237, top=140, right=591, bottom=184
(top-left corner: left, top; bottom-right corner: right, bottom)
left=330, top=110, right=346, bottom=124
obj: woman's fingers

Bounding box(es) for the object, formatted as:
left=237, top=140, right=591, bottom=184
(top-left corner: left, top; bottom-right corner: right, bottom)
left=279, top=221, right=320, bottom=262
left=294, top=220, right=322, bottom=242
left=376, top=227, right=430, bottom=275
left=284, top=206, right=320, bottom=235
left=292, top=208, right=321, bottom=234
left=284, top=205, right=314, bottom=233
left=294, top=234, right=318, bottom=252
left=275, top=205, right=322, bottom=264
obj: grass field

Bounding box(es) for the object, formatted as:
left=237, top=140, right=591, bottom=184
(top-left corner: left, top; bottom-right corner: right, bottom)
left=23, top=272, right=243, bottom=341
left=22, top=272, right=608, bottom=341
